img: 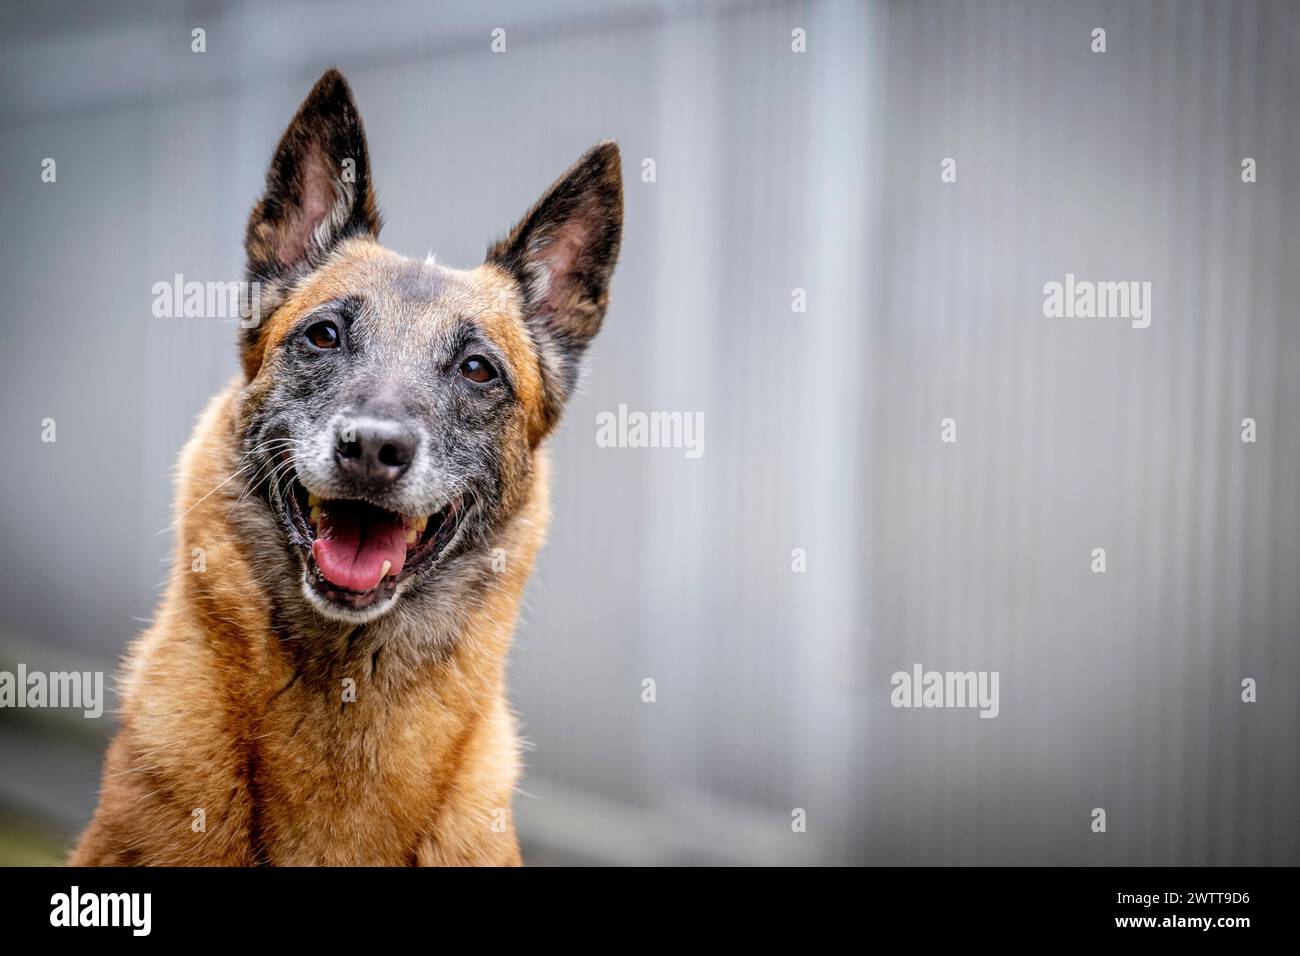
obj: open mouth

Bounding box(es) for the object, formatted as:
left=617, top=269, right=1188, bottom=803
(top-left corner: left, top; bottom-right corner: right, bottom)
left=282, top=475, right=466, bottom=611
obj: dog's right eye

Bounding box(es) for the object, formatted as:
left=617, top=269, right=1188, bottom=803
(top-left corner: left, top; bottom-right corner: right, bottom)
left=305, top=320, right=340, bottom=350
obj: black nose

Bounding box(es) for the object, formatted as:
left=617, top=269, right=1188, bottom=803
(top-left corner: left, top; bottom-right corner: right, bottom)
left=334, top=416, right=417, bottom=485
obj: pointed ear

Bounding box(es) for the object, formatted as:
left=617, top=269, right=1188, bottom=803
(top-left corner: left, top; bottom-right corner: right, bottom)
left=487, top=141, right=623, bottom=426
left=242, top=69, right=380, bottom=376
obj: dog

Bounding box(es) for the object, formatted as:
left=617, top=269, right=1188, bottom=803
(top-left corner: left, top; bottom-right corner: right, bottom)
left=70, top=69, right=622, bottom=865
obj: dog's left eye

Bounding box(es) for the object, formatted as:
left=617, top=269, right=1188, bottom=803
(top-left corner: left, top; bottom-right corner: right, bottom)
left=459, top=355, right=498, bottom=384
left=305, top=320, right=340, bottom=349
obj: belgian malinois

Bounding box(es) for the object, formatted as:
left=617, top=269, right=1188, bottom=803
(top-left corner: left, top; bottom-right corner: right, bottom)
left=71, top=69, right=622, bottom=865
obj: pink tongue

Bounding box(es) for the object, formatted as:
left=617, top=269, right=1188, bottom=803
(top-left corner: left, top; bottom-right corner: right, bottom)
left=311, top=503, right=408, bottom=592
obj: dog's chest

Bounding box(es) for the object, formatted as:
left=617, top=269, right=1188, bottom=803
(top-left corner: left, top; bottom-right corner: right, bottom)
left=248, top=680, right=459, bottom=865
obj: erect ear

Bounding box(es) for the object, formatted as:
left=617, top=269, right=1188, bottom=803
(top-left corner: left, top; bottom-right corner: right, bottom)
left=242, top=69, right=380, bottom=378
left=487, top=141, right=623, bottom=430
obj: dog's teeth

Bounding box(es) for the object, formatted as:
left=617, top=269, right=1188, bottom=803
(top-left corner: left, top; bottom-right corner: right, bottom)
left=307, top=492, right=321, bottom=508
left=412, top=515, right=428, bottom=534
left=309, top=505, right=321, bottom=526
left=380, top=560, right=392, bottom=579
left=406, top=528, right=418, bottom=545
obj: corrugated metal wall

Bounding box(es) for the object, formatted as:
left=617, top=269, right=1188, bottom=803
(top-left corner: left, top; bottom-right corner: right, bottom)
left=0, top=0, right=1295, bottom=865
left=860, top=0, right=1300, bottom=866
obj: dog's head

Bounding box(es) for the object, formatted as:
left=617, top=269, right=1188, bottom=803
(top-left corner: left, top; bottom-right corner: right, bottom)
left=236, top=70, right=621, bottom=623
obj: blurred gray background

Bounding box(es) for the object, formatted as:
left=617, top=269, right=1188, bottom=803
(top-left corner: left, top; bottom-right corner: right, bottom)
left=1, top=0, right=1297, bottom=865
